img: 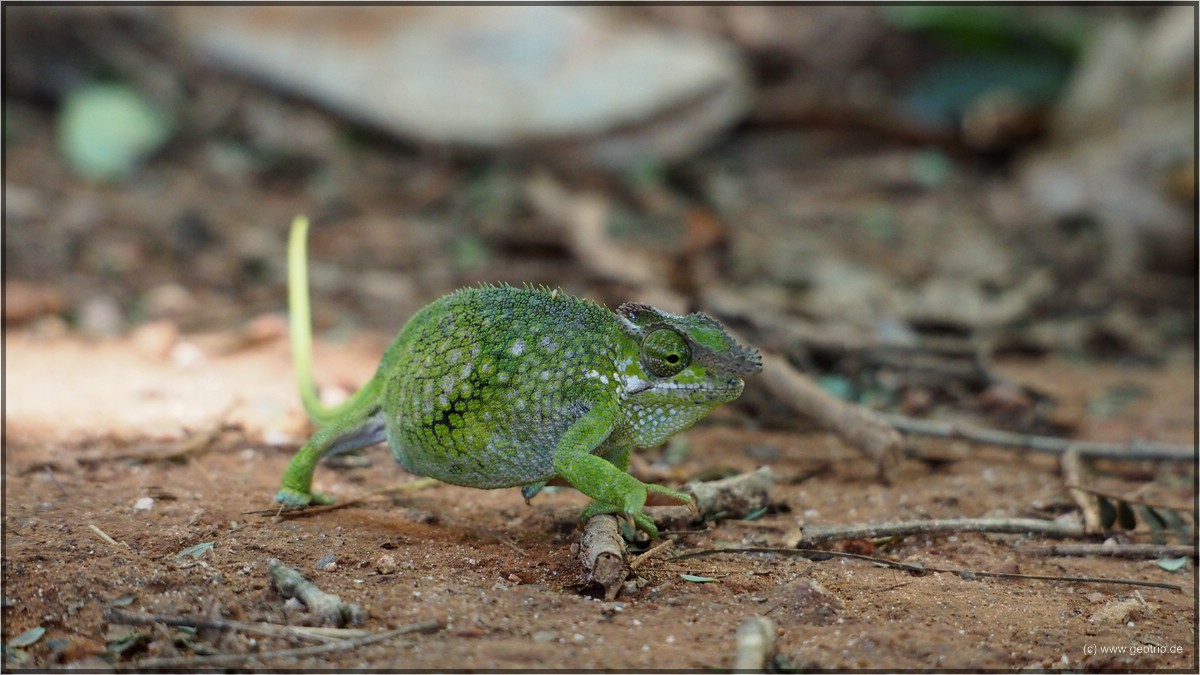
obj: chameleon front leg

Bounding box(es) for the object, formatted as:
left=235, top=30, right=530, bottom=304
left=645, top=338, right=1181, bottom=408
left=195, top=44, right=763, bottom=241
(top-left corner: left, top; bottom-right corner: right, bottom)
left=552, top=404, right=693, bottom=538
left=276, top=394, right=387, bottom=508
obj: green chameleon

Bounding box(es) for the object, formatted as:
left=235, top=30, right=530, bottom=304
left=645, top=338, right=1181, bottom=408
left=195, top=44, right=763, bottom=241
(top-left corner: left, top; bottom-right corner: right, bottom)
left=276, top=216, right=761, bottom=537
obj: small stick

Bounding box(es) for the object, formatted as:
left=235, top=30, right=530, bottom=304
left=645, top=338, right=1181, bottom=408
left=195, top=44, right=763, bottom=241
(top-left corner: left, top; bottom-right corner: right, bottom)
left=732, top=616, right=777, bottom=672
left=113, top=619, right=442, bottom=671
left=878, top=412, right=1195, bottom=461
left=77, top=407, right=236, bottom=467
left=796, top=517, right=1086, bottom=547
left=759, top=352, right=902, bottom=484
left=103, top=609, right=368, bottom=643
left=44, top=466, right=68, bottom=497
left=523, top=172, right=666, bottom=289
left=1028, top=543, right=1197, bottom=559
left=255, top=478, right=439, bottom=518
left=629, top=540, right=674, bottom=572
left=579, top=515, right=627, bottom=601
left=1062, top=448, right=1103, bottom=534
left=88, top=523, right=122, bottom=547
left=670, top=548, right=1183, bottom=592
left=269, top=559, right=366, bottom=627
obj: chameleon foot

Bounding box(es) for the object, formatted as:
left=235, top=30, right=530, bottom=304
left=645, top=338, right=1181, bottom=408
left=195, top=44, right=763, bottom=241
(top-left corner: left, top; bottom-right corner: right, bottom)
left=275, top=487, right=335, bottom=509
left=579, top=501, right=663, bottom=539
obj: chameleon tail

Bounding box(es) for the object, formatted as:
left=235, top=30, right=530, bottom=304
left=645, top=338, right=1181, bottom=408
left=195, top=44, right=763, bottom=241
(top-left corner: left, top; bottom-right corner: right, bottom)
left=288, top=215, right=372, bottom=427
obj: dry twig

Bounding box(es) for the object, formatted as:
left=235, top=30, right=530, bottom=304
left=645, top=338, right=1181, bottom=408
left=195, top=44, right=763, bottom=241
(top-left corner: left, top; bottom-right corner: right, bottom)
left=1062, top=448, right=1104, bottom=533
left=1028, top=543, right=1196, bottom=559
left=87, top=523, right=129, bottom=550
left=579, top=515, right=628, bottom=601
left=103, top=609, right=370, bottom=643
left=112, top=619, right=442, bottom=671
left=269, top=559, right=366, bottom=627
left=629, top=539, right=674, bottom=572
left=671, top=548, right=1183, bottom=592
left=759, top=352, right=903, bottom=484
left=732, top=616, right=777, bottom=672
left=684, top=466, right=774, bottom=517
left=795, top=517, right=1086, bottom=547
left=77, top=406, right=238, bottom=467
left=879, top=412, right=1195, bottom=461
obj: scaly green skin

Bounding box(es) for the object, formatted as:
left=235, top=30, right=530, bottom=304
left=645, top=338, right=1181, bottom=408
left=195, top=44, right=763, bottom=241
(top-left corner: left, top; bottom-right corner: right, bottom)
left=276, top=216, right=762, bottom=537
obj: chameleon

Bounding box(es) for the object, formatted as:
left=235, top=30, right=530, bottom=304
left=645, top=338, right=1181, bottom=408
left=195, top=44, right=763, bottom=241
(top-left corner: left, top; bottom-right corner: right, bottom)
left=275, top=216, right=761, bottom=537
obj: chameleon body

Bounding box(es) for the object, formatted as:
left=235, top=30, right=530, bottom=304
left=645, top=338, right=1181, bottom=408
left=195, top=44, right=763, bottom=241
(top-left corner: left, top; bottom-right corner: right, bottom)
left=276, top=216, right=761, bottom=537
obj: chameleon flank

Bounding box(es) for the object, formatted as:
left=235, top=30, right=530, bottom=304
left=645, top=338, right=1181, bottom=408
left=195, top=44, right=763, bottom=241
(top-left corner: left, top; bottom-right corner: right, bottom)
left=276, top=216, right=762, bottom=537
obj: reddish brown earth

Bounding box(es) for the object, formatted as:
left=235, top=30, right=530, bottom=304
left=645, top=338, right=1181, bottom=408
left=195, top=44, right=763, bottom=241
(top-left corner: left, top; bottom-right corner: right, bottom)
left=4, top=333, right=1195, bottom=670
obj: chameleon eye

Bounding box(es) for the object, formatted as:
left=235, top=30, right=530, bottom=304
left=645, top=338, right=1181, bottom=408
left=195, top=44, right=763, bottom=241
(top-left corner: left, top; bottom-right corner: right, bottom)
left=641, top=329, right=691, bottom=378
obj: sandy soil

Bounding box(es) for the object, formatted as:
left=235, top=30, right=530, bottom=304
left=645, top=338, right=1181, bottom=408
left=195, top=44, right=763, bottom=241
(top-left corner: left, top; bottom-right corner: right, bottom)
left=3, top=330, right=1195, bottom=670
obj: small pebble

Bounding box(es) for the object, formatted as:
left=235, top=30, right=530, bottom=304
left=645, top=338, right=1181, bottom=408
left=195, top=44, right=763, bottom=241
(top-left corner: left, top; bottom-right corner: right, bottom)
left=244, top=312, right=288, bottom=344
left=169, top=341, right=205, bottom=368
left=133, top=497, right=154, bottom=511
left=376, top=554, right=397, bottom=575
left=79, top=296, right=125, bottom=338
left=131, top=320, right=180, bottom=360
left=143, top=283, right=195, bottom=319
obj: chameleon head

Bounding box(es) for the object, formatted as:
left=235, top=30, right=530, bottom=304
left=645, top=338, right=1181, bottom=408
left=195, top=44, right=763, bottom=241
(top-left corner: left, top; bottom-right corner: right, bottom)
left=614, top=302, right=763, bottom=447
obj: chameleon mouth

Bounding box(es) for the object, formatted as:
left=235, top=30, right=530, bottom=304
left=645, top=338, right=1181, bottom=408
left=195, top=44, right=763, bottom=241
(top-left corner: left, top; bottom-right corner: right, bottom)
left=631, top=378, right=744, bottom=396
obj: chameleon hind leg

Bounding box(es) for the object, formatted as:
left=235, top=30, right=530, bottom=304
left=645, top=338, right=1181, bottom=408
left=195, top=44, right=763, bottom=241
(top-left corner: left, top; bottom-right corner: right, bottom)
left=276, top=402, right=386, bottom=508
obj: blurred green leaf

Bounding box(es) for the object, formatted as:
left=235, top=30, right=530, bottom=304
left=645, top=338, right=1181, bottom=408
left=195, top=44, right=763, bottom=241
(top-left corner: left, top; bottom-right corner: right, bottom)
left=6, top=627, right=45, bottom=648
left=175, top=541, right=214, bottom=561
left=106, top=630, right=149, bottom=657
left=902, top=55, right=1071, bottom=129
left=58, top=83, right=171, bottom=183
left=680, top=574, right=719, bottom=583
left=1155, top=557, right=1188, bottom=572
left=910, top=149, right=953, bottom=189
left=881, top=5, right=1088, bottom=55
left=741, top=507, right=769, bottom=522
left=817, top=375, right=854, bottom=401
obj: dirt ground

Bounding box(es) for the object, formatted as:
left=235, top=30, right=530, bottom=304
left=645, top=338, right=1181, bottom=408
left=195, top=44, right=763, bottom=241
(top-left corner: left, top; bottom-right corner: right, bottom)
left=3, top=6, right=1197, bottom=672
left=3, top=333, right=1196, bottom=670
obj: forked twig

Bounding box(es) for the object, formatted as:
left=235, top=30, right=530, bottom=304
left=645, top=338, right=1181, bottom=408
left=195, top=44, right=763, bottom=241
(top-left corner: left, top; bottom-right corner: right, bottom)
left=670, top=548, right=1182, bottom=592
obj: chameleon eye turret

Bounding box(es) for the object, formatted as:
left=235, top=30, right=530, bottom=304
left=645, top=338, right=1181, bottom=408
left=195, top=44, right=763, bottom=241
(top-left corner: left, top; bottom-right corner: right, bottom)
left=276, top=216, right=762, bottom=538
left=640, top=328, right=691, bottom=378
